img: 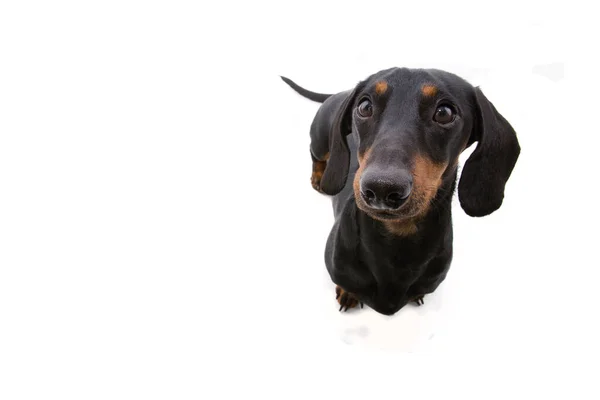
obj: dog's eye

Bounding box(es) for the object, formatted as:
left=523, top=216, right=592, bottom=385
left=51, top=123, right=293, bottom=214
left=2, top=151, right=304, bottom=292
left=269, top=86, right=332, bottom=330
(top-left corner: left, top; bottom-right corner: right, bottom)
left=357, top=99, right=373, bottom=118
left=433, top=105, right=455, bottom=125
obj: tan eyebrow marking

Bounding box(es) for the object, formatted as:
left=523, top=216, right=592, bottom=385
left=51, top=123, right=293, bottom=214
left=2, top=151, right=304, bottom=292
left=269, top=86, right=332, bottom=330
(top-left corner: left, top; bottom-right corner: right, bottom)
left=421, top=84, right=438, bottom=97
left=375, top=81, right=388, bottom=95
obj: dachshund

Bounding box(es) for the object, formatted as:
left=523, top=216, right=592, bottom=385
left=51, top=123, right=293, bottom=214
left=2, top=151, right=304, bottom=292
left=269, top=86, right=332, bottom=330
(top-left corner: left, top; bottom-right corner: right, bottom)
left=281, top=68, right=520, bottom=315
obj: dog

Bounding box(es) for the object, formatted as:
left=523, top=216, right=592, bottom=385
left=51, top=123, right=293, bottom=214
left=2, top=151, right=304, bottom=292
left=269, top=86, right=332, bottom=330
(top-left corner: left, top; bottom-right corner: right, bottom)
left=281, top=68, right=521, bottom=316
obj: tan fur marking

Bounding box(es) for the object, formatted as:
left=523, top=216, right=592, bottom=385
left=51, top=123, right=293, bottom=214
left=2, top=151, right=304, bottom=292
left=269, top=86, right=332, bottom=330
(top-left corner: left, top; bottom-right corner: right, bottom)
left=311, top=152, right=330, bottom=192
left=383, top=155, right=447, bottom=236
left=411, top=154, right=447, bottom=213
left=353, top=164, right=364, bottom=204
left=353, top=150, right=448, bottom=237
left=375, top=81, right=388, bottom=95
left=353, top=148, right=372, bottom=200
left=383, top=220, right=418, bottom=236
left=336, top=286, right=360, bottom=310
left=356, top=148, right=371, bottom=167
left=421, top=84, right=438, bottom=97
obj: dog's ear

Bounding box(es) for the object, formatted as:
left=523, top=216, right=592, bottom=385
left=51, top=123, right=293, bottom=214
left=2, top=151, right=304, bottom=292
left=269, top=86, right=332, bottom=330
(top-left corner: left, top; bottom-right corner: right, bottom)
left=319, top=87, right=359, bottom=195
left=458, top=87, right=521, bottom=217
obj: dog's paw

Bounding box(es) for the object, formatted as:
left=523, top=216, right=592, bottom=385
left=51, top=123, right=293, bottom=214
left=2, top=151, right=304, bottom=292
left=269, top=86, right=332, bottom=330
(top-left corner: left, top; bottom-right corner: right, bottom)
left=311, top=173, right=324, bottom=193
left=336, top=286, right=363, bottom=312
left=411, top=295, right=425, bottom=306
left=311, top=157, right=328, bottom=193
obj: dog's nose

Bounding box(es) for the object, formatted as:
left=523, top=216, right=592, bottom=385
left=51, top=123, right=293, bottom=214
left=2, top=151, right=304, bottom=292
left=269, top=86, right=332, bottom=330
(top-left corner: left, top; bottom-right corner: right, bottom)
left=360, top=169, right=412, bottom=210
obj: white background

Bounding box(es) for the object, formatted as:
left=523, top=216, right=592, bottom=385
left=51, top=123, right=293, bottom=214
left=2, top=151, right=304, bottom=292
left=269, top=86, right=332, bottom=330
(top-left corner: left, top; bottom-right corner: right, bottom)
left=1, top=0, right=599, bottom=398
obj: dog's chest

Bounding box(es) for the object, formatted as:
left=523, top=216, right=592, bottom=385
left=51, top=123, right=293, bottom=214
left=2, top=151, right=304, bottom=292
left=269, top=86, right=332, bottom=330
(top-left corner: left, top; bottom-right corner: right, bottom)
left=360, top=234, right=433, bottom=280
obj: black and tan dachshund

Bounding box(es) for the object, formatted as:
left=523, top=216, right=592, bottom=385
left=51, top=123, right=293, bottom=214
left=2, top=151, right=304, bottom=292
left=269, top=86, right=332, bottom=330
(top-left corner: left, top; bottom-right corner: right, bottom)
left=282, top=68, right=520, bottom=316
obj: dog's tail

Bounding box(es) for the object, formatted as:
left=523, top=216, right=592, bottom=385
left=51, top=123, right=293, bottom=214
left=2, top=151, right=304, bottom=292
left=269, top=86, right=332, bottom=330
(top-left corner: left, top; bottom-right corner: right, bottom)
left=280, top=76, right=332, bottom=103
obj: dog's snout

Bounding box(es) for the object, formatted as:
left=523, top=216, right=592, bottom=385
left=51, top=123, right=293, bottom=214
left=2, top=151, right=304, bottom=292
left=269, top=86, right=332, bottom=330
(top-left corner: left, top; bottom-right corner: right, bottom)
left=360, top=169, right=412, bottom=210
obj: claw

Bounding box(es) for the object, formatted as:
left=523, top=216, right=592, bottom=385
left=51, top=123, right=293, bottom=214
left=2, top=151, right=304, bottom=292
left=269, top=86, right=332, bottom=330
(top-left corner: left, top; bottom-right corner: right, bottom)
left=339, top=292, right=348, bottom=311
left=336, top=288, right=363, bottom=312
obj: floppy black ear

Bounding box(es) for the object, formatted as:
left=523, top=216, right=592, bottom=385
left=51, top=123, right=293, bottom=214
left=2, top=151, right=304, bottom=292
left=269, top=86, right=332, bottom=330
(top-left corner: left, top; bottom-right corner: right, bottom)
left=319, top=88, right=359, bottom=195
left=458, top=87, right=521, bottom=217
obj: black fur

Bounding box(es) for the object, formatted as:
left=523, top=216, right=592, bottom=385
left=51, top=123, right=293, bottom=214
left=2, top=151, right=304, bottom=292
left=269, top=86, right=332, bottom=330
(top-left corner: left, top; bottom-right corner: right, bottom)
left=282, top=68, right=520, bottom=315
left=279, top=76, right=332, bottom=103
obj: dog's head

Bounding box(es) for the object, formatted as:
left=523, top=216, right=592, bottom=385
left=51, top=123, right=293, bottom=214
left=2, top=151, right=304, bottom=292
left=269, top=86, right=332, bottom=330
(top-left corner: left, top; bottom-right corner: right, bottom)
left=319, top=68, right=520, bottom=220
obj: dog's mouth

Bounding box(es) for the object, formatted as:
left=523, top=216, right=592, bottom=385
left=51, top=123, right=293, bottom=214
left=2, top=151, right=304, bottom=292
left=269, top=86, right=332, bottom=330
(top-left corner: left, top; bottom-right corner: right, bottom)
left=355, top=199, right=415, bottom=221
left=371, top=210, right=417, bottom=223
left=367, top=209, right=404, bottom=220
left=368, top=211, right=406, bottom=221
